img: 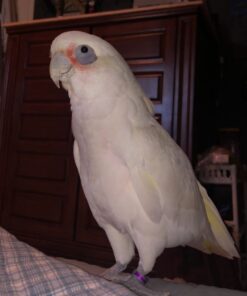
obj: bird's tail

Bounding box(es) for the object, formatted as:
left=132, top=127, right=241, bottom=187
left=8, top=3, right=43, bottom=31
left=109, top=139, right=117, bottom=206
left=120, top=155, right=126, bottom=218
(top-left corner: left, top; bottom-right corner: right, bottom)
left=196, top=182, right=239, bottom=259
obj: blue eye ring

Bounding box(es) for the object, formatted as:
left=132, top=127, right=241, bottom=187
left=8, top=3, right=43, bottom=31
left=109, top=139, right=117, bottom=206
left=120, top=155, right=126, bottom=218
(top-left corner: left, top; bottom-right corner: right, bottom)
left=75, top=44, right=97, bottom=65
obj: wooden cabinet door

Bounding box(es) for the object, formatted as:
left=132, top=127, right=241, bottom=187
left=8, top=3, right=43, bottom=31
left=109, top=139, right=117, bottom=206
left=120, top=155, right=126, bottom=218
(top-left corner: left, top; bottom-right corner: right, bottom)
left=1, top=28, right=88, bottom=240
left=75, top=18, right=177, bottom=245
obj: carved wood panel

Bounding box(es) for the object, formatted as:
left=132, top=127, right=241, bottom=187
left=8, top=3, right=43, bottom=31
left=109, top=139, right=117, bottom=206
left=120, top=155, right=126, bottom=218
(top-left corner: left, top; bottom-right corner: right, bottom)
left=1, top=28, right=88, bottom=239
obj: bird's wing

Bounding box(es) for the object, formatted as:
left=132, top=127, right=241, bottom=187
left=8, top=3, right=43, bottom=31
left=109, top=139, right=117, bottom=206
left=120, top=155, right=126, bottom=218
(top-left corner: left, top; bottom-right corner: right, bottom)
left=122, top=117, right=199, bottom=225
left=129, top=166, right=163, bottom=223
left=123, top=81, right=213, bottom=227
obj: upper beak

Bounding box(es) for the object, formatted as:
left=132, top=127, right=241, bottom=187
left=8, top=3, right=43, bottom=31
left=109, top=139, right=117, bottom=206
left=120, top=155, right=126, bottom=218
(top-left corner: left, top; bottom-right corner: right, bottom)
left=49, top=52, right=72, bottom=88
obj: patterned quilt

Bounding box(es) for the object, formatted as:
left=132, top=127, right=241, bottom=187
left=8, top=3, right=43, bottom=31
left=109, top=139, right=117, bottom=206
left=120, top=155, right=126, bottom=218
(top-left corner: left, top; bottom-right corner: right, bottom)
left=1, top=227, right=246, bottom=296
left=0, top=227, right=136, bottom=296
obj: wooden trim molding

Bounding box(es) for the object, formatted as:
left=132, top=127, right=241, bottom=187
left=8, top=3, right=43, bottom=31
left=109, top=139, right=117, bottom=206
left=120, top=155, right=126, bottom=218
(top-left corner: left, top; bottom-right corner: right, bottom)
left=173, top=15, right=196, bottom=159
left=3, top=1, right=203, bottom=34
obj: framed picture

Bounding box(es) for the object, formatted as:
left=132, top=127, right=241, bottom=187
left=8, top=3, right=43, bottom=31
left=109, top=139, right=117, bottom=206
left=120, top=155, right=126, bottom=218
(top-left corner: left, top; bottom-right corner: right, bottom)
left=54, top=0, right=86, bottom=16
left=34, top=0, right=86, bottom=19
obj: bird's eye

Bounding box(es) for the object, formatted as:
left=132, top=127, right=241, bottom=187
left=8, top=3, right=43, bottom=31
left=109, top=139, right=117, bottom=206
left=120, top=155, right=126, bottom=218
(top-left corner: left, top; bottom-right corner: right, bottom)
left=75, top=44, right=97, bottom=65
left=80, top=46, right=88, bottom=53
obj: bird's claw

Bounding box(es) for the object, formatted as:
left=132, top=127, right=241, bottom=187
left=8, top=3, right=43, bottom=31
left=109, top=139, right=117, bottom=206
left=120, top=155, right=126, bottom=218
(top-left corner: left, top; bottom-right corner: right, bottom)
left=101, top=262, right=128, bottom=282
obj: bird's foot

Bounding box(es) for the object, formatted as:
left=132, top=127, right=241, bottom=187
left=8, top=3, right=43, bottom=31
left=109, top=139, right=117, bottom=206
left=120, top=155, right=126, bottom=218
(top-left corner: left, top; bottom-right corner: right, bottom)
left=101, top=264, right=170, bottom=295
left=122, top=273, right=170, bottom=296
left=101, top=262, right=128, bottom=282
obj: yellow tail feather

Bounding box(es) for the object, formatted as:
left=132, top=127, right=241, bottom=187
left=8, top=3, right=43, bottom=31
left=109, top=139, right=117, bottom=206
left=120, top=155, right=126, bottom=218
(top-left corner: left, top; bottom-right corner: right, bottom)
left=198, top=182, right=239, bottom=259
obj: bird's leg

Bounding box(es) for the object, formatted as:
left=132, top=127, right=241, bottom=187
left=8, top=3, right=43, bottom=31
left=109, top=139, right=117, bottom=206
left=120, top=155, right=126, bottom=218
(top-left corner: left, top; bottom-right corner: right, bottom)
left=133, top=264, right=149, bottom=285
left=100, top=225, right=134, bottom=282
left=121, top=263, right=170, bottom=296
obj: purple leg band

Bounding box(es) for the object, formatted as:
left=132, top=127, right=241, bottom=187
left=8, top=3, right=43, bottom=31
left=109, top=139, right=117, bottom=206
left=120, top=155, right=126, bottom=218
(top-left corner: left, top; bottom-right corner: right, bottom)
left=134, top=271, right=148, bottom=284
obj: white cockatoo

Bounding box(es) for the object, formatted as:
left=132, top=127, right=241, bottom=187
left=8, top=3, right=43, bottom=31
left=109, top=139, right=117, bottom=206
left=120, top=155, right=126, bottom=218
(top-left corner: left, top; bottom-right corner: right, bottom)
left=49, top=31, right=239, bottom=290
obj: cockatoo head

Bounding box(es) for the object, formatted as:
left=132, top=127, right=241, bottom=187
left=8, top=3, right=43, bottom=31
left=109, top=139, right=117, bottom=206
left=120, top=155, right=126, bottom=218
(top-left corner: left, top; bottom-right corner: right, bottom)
left=50, top=31, right=152, bottom=117
left=50, top=31, right=134, bottom=96
left=51, top=31, right=111, bottom=85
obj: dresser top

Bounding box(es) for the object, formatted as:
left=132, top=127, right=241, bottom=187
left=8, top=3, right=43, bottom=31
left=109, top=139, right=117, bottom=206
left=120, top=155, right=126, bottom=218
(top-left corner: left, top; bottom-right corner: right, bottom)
left=4, top=1, right=203, bottom=34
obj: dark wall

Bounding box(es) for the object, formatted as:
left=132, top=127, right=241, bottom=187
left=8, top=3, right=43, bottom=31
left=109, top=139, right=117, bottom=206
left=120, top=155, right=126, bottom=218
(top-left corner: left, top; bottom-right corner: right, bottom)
left=193, top=16, right=220, bottom=161
left=196, top=0, right=247, bottom=163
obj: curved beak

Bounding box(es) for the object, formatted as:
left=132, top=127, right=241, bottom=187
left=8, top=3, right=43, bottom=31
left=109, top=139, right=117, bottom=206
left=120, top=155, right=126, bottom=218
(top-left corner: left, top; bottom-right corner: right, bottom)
left=49, top=52, right=72, bottom=88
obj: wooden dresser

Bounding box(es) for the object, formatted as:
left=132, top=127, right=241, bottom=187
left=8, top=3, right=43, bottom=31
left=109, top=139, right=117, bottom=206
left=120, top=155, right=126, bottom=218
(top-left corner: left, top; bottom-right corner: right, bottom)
left=0, top=2, right=239, bottom=288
